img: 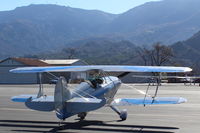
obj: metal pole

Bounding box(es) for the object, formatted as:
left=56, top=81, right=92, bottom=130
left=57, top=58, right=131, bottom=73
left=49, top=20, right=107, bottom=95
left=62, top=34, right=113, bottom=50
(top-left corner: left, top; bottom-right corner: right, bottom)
left=37, top=73, right=43, bottom=98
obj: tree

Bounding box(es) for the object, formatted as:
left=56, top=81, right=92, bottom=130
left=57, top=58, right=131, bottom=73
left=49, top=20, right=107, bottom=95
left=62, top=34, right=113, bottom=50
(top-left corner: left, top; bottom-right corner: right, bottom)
left=151, top=42, right=174, bottom=66
left=63, top=48, right=76, bottom=59
left=136, top=47, right=149, bottom=66
left=137, top=42, right=174, bottom=66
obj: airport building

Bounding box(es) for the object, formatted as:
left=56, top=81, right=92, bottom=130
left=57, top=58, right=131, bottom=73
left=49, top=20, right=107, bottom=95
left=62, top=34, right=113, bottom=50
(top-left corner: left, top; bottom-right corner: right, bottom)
left=0, top=57, right=86, bottom=84
left=1, top=57, right=185, bottom=84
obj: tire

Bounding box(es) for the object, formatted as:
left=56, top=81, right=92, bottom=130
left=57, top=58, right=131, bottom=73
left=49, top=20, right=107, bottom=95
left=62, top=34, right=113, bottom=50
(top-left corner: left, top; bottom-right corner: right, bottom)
left=78, top=112, right=87, bottom=120
left=120, top=109, right=127, bottom=120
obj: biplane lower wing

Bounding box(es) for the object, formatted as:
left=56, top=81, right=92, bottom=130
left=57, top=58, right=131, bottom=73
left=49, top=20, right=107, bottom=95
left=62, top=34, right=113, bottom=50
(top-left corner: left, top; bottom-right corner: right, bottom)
left=11, top=95, right=37, bottom=102
left=10, top=65, right=192, bottom=73
left=111, top=97, right=187, bottom=106
left=11, top=95, right=101, bottom=104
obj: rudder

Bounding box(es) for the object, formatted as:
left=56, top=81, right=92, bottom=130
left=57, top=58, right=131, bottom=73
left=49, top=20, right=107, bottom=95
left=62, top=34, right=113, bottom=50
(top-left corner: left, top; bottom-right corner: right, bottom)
left=54, top=76, right=71, bottom=120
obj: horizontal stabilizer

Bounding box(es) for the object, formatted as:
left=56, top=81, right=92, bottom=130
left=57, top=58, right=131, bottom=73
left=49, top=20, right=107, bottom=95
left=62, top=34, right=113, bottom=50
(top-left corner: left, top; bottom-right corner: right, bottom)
left=11, top=95, right=54, bottom=102
left=11, top=95, right=101, bottom=104
left=11, top=95, right=37, bottom=102
left=111, top=97, right=187, bottom=106
left=67, top=98, right=102, bottom=103
left=10, top=65, right=192, bottom=73
left=12, top=95, right=55, bottom=111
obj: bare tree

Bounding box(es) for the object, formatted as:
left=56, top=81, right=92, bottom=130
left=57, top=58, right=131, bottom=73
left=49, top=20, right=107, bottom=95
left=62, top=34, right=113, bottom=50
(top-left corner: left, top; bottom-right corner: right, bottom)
left=136, top=47, right=149, bottom=66
left=137, top=42, right=174, bottom=66
left=151, top=42, right=174, bottom=66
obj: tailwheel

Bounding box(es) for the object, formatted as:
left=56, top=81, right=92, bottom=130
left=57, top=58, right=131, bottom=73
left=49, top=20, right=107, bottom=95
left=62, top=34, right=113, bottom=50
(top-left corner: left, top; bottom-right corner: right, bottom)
left=78, top=112, right=87, bottom=120
left=58, top=120, right=63, bottom=126
left=120, top=109, right=127, bottom=121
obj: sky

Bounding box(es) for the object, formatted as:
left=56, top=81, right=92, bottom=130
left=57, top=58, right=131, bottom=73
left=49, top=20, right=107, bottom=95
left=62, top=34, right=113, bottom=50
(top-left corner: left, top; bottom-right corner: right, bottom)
left=0, top=0, right=161, bottom=14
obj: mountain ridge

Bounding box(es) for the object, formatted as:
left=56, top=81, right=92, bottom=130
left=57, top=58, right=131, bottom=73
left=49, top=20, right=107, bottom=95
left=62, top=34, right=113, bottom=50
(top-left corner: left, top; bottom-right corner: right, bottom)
left=1, top=1, right=200, bottom=58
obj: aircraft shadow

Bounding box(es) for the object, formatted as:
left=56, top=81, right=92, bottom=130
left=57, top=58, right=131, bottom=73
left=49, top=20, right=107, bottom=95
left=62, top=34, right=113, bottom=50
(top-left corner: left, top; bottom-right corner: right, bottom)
left=0, top=119, right=178, bottom=133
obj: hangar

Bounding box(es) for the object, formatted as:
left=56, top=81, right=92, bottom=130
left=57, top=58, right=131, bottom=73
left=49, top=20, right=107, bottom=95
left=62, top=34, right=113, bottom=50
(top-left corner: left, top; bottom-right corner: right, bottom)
left=0, top=57, right=86, bottom=84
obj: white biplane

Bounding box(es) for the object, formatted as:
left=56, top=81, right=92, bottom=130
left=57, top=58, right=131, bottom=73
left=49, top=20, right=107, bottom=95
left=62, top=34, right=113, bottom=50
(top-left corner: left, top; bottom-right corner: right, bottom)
left=10, top=65, right=192, bottom=121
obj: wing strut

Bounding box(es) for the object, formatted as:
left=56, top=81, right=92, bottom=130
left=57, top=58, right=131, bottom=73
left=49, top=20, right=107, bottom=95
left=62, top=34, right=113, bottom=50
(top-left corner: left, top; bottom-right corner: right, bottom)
left=143, top=82, right=151, bottom=106
left=143, top=73, right=161, bottom=105
left=151, top=74, right=161, bottom=104
left=37, top=73, right=44, bottom=98
left=153, top=73, right=161, bottom=97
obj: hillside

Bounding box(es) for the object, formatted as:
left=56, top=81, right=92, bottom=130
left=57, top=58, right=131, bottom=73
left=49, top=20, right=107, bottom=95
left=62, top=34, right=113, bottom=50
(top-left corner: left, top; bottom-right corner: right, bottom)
left=1, top=1, right=200, bottom=58
left=171, top=31, right=200, bottom=65
left=0, top=4, right=116, bottom=58
left=109, top=0, right=200, bottom=45
left=36, top=40, right=140, bottom=65
left=26, top=29, right=200, bottom=66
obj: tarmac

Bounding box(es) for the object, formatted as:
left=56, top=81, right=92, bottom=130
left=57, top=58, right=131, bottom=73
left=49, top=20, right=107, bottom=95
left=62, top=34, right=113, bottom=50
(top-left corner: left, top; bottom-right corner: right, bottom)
left=0, top=83, right=200, bottom=133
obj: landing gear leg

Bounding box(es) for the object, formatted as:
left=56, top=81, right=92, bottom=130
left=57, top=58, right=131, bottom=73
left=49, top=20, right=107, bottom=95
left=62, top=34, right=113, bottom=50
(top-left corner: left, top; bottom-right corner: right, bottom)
left=78, top=112, right=87, bottom=120
left=37, top=73, right=44, bottom=98
left=110, top=105, right=127, bottom=121
left=58, top=119, right=65, bottom=127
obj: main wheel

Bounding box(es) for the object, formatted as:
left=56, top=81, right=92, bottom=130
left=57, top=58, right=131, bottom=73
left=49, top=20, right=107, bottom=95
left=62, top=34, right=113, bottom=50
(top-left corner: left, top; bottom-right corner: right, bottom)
left=120, top=109, right=127, bottom=120
left=78, top=112, right=87, bottom=120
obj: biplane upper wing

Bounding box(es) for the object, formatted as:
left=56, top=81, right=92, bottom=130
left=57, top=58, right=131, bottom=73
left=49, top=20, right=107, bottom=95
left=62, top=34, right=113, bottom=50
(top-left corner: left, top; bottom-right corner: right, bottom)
left=10, top=65, right=192, bottom=73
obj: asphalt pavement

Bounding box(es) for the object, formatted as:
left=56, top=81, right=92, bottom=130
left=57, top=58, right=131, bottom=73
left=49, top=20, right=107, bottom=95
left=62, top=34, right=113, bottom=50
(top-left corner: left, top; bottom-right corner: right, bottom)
left=0, top=83, right=200, bottom=133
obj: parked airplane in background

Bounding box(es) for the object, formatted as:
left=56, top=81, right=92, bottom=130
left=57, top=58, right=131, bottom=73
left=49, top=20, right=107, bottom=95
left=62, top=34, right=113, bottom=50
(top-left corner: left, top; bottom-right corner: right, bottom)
left=175, top=76, right=200, bottom=85
left=132, top=75, right=200, bottom=85
left=10, top=65, right=192, bottom=121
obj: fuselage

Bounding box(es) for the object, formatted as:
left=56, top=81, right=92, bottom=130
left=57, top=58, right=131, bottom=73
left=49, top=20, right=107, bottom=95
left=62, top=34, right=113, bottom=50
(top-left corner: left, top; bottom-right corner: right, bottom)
left=58, top=76, right=122, bottom=119
left=72, top=76, right=121, bottom=103
left=23, top=76, right=121, bottom=120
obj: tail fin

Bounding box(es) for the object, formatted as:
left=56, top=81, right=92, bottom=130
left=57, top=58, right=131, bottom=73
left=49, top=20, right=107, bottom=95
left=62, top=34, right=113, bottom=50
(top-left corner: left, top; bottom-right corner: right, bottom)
left=54, top=76, right=71, bottom=120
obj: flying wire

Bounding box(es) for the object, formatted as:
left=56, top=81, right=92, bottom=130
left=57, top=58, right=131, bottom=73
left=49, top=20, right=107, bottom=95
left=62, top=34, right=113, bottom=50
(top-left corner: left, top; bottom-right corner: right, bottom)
left=122, top=83, right=151, bottom=97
